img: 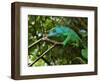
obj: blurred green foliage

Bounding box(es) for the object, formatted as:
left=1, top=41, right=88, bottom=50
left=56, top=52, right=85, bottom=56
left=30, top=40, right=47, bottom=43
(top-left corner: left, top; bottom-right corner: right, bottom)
left=28, top=15, right=88, bottom=66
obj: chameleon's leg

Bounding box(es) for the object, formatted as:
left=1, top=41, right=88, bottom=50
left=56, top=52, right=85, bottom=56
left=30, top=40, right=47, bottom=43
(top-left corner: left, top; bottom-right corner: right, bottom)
left=63, top=36, right=70, bottom=46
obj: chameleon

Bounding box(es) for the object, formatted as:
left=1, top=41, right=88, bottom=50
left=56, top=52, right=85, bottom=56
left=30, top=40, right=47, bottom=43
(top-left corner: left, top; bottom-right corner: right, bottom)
left=47, top=25, right=81, bottom=47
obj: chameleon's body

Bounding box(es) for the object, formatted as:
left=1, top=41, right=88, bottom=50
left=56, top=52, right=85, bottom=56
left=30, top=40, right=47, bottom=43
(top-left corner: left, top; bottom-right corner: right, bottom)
left=48, top=25, right=81, bottom=47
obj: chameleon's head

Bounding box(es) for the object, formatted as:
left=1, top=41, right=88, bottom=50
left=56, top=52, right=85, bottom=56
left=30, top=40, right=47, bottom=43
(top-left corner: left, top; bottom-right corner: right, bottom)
left=47, top=25, right=65, bottom=45
left=48, top=28, right=57, bottom=37
left=47, top=26, right=63, bottom=38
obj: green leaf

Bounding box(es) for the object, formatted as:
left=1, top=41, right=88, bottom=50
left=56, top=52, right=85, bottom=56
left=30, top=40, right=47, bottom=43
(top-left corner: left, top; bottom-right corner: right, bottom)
left=81, top=48, right=88, bottom=59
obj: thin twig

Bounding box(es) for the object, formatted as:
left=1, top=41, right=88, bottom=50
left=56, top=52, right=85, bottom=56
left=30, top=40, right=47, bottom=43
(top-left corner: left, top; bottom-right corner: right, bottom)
left=43, top=37, right=63, bottom=45
left=41, top=57, right=51, bottom=65
left=28, top=37, right=63, bottom=48
left=29, top=44, right=56, bottom=67
left=28, top=38, right=42, bottom=48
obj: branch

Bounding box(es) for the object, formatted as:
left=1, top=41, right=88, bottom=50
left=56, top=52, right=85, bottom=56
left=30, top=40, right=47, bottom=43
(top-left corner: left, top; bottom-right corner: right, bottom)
left=28, top=37, right=63, bottom=48
left=36, top=54, right=51, bottom=65
left=28, top=38, right=42, bottom=48
left=42, top=37, right=63, bottom=45
left=29, top=44, right=56, bottom=67
left=41, top=57, right=51, bottom=65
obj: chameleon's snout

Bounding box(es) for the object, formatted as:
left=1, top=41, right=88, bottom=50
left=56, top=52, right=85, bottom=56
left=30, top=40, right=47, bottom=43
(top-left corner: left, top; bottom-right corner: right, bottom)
left=48, top=31, right=57, bottom=37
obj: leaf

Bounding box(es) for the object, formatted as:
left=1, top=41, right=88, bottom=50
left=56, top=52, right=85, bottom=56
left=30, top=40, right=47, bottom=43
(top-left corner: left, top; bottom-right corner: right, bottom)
left=81, top=48, right=88, bottom=59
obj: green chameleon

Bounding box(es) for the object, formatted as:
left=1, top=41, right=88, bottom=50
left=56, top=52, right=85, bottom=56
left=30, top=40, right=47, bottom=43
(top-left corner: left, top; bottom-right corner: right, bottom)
left=48, top=25, right=81, bottom=47
left=47, top=25, right=87, bottom=60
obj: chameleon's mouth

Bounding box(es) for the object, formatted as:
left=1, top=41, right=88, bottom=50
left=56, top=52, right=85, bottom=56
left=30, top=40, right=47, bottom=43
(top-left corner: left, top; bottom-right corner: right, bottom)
left=47, top=32, right=53, bottom=37
left=47, top=32, right=57, bottom=38
left=47, top=34, right=53, bottom=37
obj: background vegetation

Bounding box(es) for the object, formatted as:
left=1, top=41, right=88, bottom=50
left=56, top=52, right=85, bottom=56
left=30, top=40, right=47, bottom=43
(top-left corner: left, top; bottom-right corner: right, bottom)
left=28, top=15, right=88, bottom=67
